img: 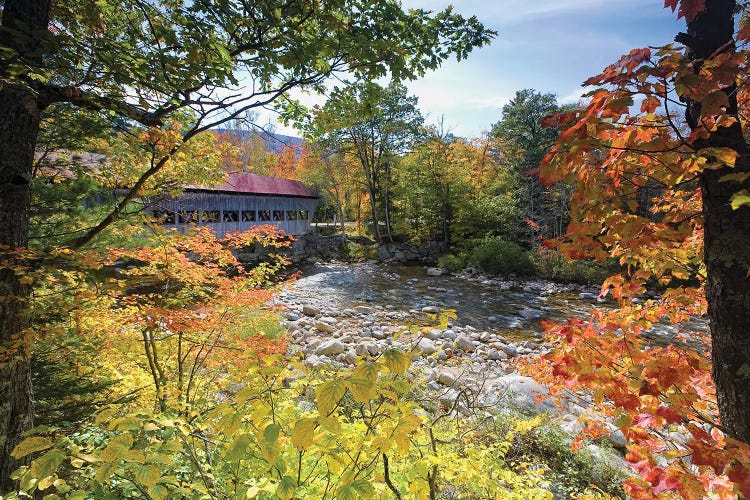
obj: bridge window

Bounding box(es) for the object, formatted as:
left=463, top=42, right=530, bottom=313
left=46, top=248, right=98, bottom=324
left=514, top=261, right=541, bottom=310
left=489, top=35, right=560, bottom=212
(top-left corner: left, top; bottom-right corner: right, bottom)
left=286, top=210, right=298, bottom=220
left=258, top=210, right=271, bottom=221
left=272, top=210, right=284, bottom=221
left=178, top=210, right=198, bottom=223
left=202, top=210, right=220, bottom=223
left=242, top=210, right=256, bottom=222
left=223, top=211, right=239, bottom=222
left=298, top=210, right=308, bottom=220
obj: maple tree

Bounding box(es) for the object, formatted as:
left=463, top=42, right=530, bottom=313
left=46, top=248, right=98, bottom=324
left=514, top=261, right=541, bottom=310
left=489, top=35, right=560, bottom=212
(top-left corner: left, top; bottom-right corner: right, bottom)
left=524, top=0, right=750, bottom=497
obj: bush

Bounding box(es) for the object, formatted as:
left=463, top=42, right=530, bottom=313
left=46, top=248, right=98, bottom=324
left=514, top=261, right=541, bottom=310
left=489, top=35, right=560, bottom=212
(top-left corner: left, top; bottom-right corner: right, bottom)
left=437, top=253, right=466, bottom=272
left=534, top=247, right=612, bottom=285
left=469, top=237, right=536, bottom=276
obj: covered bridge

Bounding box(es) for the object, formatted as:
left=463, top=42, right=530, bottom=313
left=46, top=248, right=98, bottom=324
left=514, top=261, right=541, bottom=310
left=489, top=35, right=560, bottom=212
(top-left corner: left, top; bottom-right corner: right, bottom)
left=148, top=173, right=319, bottom=236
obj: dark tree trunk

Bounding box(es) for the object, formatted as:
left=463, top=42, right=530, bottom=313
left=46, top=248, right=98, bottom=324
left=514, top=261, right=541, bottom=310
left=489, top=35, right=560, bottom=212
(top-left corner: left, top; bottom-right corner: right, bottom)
left=682, top=0, right=750, bottom=443
left=0, top=0, right=51, bottom=490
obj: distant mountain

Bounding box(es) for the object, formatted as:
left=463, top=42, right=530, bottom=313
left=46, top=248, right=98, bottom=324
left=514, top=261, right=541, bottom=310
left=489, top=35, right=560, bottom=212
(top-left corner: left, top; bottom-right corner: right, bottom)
left=215, top=128, right=305, bottom=157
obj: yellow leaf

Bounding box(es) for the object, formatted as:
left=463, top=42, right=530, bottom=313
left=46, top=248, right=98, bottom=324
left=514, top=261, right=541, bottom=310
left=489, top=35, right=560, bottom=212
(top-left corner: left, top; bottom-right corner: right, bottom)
left=100, top=433, right=133, bottom=463
left=316, top=379, right=347, bottom=416
left=291, top=419, right=315, bottom=450
left=11, top=437, right=53, bottom=459
left=382, top=349, right=410, bottom=375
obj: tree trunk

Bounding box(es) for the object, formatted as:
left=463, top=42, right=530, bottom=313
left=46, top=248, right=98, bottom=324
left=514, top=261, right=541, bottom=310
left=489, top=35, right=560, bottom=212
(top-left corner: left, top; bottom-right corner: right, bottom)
left=0, top=0, right=51, bottom=488
left=682, top=0, right=750, bottom=443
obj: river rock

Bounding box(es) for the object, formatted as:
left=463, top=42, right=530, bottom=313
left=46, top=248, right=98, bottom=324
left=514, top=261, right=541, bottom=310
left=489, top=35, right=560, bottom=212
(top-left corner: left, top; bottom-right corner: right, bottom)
left=437, top=349, right=449, bottom=361
left=316, top=339, right=346, bottom=356
left=285, top=311, right=301, bottom=321
left=501, top=344, right=518, bottom=357
left=416, top=338, right=437, bottom=355
left=354, top=305, right=373, bottom=315
left=426, top=267, right=444, bottom=276
left=302, top=305, right=320, bottom=317
left=318, top=316, right=338, bottom=325
left=343, top=349, right=358, bottom=365
left=455, top=335, right=476, bottom=352
left=421, top=305, right=440, bottom=313
left=314, top=321, right=335, bottom=333
left=427, top=329, right=442, bottom=340
left=438, top=371, right=457, bottom=387
left=303, top=354, right=327, bottom=369
left=481, top=374, right=558, bottom=414
left=366, top=343, right=382, bottom=356
left=442, top=329, right=457, bottom=340
left=355, top=343, right=370, bottom=356
left=487, top=349, right=508, bottom=361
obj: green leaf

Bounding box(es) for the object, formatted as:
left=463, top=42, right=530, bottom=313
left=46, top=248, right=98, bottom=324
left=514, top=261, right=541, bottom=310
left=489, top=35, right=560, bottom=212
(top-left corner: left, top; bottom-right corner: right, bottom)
left=316, top=379, right=347, bottom=415
left=276, top=476, right=297, bottom=500
left=731, top=189, right=750, bottom=210
left=226, top=434, right=252, bottom=461
left=30, top=450, right=65, bottom=479
left=351, top=479, right=375, bottom=496
left=148, top=484, right=168, bottom=500
left=11, top=437, right=53, bottom=459
left=382, top=349, right=410, bottom=375
left=259, top=424, right=281, bottom=464
left=94, top=462, right=118, bottom=484
left=335, top=485, right=357, bottom=500
left=291, top=418, right=315, bottom=450
left=100, top=433, right=134, bottom=462
left=134, top=464, right=161, bottom=488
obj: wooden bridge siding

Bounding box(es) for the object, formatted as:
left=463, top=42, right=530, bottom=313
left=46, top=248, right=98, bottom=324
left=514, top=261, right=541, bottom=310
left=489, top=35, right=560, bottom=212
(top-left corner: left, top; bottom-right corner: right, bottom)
left=153, top=192, right=318, bottom=236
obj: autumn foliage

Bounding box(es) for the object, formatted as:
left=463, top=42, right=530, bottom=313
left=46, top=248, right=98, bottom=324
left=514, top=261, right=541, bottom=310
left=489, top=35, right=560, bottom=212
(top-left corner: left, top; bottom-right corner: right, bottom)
left=522, top=1, right=750, bottom=497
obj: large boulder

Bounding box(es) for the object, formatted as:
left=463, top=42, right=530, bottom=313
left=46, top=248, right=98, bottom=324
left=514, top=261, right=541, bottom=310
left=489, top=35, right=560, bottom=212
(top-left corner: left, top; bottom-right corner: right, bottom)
left=481, top=374, right=560, bottom=414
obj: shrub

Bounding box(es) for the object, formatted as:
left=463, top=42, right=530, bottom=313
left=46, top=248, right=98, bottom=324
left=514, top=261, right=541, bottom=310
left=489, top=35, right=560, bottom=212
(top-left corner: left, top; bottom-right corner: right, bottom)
left=469, top=237, right=536, bottom=276
left=437, top=253, right=466, bottom=272
left=534, top=247, right=612, bottom=285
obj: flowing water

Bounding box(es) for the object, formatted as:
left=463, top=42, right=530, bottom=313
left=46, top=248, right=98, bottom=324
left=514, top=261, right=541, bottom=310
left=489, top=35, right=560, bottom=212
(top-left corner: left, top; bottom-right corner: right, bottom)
left=279, top=261, right=708, bottom=342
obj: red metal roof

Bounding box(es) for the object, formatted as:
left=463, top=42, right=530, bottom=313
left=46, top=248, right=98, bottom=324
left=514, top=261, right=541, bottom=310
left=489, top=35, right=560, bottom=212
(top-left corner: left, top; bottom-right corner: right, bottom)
left=186, top=173, right=318, bottom=198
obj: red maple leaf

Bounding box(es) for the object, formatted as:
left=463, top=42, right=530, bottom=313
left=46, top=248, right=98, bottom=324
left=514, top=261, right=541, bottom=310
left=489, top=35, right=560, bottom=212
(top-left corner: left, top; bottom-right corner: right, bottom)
left=664, top=0, right=706, bottom=21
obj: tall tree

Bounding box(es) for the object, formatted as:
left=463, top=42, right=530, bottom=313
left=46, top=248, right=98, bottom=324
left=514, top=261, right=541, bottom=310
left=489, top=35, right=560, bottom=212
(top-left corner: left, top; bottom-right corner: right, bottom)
left=305, top=82, right=424, bottom=243
left=491, top=89, right=570, bottom=243
left=536, top=0, right=750, bottom=495
left=0, top=0, right=494, bottom=487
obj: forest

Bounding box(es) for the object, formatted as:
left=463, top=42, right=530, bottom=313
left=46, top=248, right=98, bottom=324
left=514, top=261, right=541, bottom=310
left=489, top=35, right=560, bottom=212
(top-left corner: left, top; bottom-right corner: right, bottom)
left=1, top=0, right=749, bottom=499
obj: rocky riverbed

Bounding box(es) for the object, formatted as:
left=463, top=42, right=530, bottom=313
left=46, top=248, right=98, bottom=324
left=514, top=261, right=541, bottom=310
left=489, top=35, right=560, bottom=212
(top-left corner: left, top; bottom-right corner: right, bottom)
left=272, top=261, right=611, bottom=416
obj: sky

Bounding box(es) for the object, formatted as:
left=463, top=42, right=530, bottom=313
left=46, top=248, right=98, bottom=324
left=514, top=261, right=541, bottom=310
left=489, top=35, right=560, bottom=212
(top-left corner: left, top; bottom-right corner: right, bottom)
left=266, top=0, right=685, bottom=139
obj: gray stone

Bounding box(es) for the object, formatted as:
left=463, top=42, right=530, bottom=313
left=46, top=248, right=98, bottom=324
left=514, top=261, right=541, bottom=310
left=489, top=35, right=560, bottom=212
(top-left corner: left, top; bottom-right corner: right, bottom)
left=316, top=339, right=346, bottom=356
left=442, top=329, right=457, bottom=340
left=285, top=311, right=300, bottom=321
left=438, top=388, right=459, bottom=407
left=366, top=343, right=382, bottom=356
left=426, top=267, right=445, bottom=276
left=314, top=321, right=335, bottom=333
left=501, top=344, right=518, bottom=357
left=519, top=307, right=541, bottom=320
left=487, top=349, right=508, bottom=361
left=343, top=349, right=358, bottom=365
left=421, top=305, right=440, bottom=314
left=427, top=328, right=443, bottom=340
left=302, top=305, right=320, bottom=317
left=355, top=343, right=370, bottom=356
left=318, top=316, right=338, bottom=325
left=481, top=374, right=559, bottom=414
left=455, top=335, right=476, bottom=352
left=353, top=305, right=373, bottom=315
left=416, top=338, right=437, bottom=355
left=438, top=371, right=457, bottom=386
left=437, top=349, right=449, bottom=361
